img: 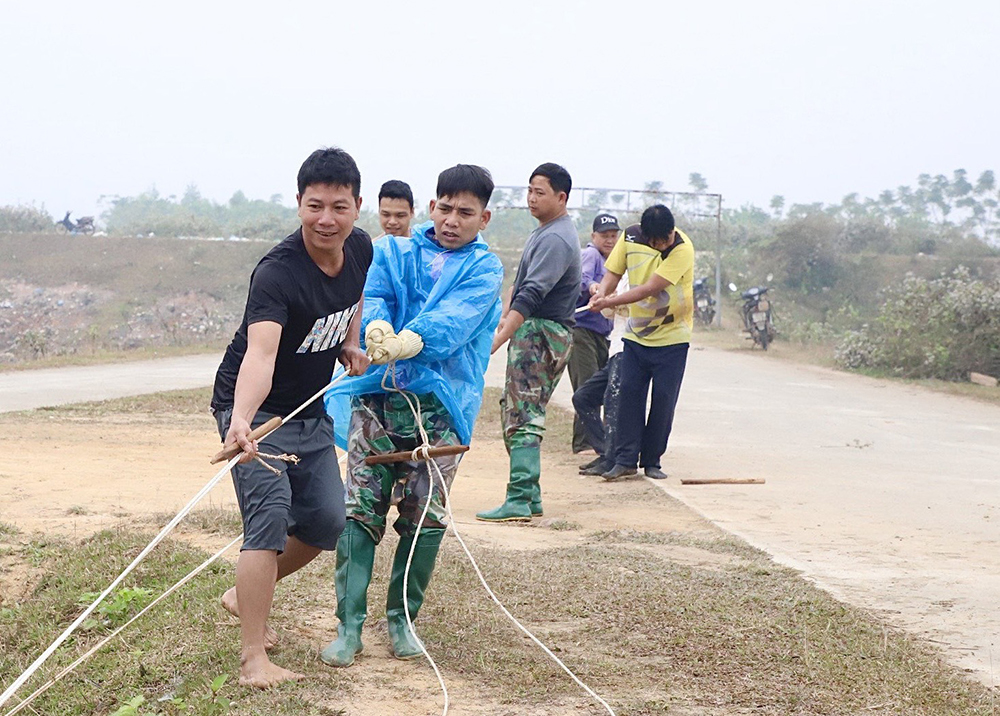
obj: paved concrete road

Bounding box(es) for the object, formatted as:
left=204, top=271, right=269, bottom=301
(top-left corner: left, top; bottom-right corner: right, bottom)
left=6, top=347, right=1000, bottom=683
left=0, top=354, right=221, bottom=412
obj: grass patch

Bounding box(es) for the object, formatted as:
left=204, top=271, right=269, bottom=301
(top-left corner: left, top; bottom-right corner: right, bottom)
left=591, top=528, right=767, bottom=559
left=419, top=539, right=994, bottom=714
left=147, top=506, right=243, bottom=535
left=545, top=519, right=581, bottom=531
left=0, top=529, right=349, bottom=715
left=33, top=387, right=214, bottom=417
left=0, top=521, right=19, bottom=538
left=0, top=475, right=993, bottom=714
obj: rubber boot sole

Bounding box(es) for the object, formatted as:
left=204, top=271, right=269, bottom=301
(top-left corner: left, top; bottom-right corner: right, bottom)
left=475, top=513, right=532, bottom=523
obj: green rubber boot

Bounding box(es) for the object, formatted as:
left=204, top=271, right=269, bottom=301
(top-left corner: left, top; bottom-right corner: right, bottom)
left=386, top=528, right=445, bottom=660
left=476, top=446, right=539, bottom=522
left=530, top=481, right=543, bottom=517
left=320, top=521, right=376, bottom=667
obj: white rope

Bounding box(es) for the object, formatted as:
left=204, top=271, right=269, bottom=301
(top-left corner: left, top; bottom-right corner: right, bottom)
left=0, top=453, right=241, bottom=710
left=382, top=364, right=450, bottom=715
left=0, top=370, right=350, bottom=709
left=439, top=482, right=617, bottom=715
left=4, top=535, right=244, bottom=716
left=381, top=363, right=617, bottom=716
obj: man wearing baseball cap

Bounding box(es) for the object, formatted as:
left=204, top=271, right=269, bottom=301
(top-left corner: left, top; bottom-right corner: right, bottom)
left=570, top=212, right=621, bottom=461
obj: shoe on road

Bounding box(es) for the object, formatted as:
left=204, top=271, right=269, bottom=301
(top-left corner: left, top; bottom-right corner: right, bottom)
left=602, top=464, right=638, bottom=482
left=578, top=456, right=604, bottom=471
left=644, top=467, right=669, bottom=480
left=581, top=460, right=614, bottom=476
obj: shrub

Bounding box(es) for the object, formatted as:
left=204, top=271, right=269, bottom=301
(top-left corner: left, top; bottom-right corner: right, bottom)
left=835, top=267, right=1000, bottom=379
left=0, top=204, right=53, bottom=233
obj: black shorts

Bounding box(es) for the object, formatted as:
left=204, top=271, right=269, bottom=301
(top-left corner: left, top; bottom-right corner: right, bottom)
left=215, top=409, right=345, bottom=553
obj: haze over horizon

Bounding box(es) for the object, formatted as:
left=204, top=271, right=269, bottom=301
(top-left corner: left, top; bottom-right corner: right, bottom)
left=2, top=0, right=998, bottom=222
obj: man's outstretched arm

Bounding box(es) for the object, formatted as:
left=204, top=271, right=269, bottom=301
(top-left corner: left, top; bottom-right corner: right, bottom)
left=226, top=320, right=282, bottom=462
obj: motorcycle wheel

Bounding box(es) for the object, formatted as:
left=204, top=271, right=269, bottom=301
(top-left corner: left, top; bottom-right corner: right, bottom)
left=758, top=325, right=770, bottom=351
left=81, top=224, right=95, bottom=235
left=55, top=224, right=68, bottom=235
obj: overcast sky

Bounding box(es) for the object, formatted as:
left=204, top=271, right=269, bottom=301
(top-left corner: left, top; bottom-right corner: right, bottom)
left=2, top=0, right=998, bottom=221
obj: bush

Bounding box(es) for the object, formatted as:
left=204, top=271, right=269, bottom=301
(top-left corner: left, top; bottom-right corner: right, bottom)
left=835, top=267, right=1000, bottom=379
left=0, top=204, right=53, bottom=233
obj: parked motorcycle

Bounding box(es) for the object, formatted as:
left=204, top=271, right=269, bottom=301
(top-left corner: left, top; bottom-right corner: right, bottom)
left=692, top=276, right=716, bottom=326
left=55, top=211, right=95, bottom=235
left=730, top=281, right=776, bottom=350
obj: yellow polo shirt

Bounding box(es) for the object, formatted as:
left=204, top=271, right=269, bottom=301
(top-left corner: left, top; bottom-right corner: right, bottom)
left=605, top=225, right=694, bottom=347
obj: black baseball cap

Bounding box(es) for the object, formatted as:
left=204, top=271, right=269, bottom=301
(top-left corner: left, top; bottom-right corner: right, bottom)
left=592, top=213, right=621, bottom=233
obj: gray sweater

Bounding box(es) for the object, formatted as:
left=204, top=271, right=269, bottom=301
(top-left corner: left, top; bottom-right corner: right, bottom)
left=509, top=214, right=582, bottom=326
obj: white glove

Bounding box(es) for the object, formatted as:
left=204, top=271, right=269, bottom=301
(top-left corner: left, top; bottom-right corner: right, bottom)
left=365, top=322, right=424, bottom=365
left=369, top=334, right=403, bottom=364
left=365, top=319, right=393, bottom=346
left=396, top=329, right=423, bottom=360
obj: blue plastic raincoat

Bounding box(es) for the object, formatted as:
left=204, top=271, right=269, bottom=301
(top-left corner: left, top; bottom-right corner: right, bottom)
left=325, top=221, right=504, bottom=447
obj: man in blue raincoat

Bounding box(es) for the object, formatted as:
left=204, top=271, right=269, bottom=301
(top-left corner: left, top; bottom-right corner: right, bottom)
left=321, top=164, right=503, bottom=667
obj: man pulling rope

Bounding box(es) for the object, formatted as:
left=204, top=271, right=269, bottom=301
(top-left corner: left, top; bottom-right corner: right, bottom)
left=209, top=147, right=372, bottom=688
left=322, top=163, right=503, bottom=666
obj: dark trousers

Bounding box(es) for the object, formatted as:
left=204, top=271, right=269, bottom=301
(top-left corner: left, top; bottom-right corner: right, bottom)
left=613, top=340, right=689, bottom=470
left=567, top=327, right=610, bottom=452
left=571, top=352, right=622, bottom=460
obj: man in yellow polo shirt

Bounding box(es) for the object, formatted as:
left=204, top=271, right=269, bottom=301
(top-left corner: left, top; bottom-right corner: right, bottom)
left=586, top=204, right=693, bottom=480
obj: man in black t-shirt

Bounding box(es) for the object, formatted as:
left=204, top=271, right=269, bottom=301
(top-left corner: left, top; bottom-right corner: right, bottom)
left=211, top=147, right=372, bottom=689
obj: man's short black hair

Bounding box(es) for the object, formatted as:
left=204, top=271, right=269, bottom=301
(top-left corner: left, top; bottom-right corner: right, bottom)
left=378, top=180, right=414, bottom=209
left=641, top=204, right=675, bottom=240
left=297, top=147, right=361, bottom=198
left=436, top=164, right=494, bottom=209
left=529, top=162, right=572, bottom=197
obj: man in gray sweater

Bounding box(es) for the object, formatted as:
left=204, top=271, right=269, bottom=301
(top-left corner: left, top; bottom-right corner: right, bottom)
left=478, top=162, right=582, bottom=522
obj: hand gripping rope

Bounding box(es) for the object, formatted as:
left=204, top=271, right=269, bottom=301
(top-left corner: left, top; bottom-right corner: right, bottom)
left=0, top=371, right=351, bottom=714
left=380, top=363, right=617, bottom=716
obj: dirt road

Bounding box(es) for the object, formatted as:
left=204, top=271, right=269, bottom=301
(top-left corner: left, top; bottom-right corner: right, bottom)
left=3, top=346, right=999, bottom=684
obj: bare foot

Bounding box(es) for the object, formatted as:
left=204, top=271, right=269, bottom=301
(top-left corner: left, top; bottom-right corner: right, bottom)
left=239, top=649, right=303, bottom=689
left=222, top=587, right=279, bottom=649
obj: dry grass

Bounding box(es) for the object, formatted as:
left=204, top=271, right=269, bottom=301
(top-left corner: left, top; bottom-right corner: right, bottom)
left=32, top=386, right=214, bottom=418
left=3, top=522, right=994, bottom=715
left=1, top=382, right=997, bottom=714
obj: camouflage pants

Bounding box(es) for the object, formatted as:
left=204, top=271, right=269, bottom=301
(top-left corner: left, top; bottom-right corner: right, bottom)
left=501, top=318, right=573, bottom=452
left=345, top=392, right=461, bottom=543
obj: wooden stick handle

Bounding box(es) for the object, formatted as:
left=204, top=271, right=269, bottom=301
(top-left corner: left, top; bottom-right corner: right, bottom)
left=680, top=478, right=765, bottom=485
left=210, top=416, right=284, bottom=464
left=364, top=444, right=469, bottom=465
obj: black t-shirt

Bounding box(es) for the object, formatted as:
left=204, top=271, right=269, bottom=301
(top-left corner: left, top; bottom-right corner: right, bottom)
left=211, top=226, right=373, bottom=419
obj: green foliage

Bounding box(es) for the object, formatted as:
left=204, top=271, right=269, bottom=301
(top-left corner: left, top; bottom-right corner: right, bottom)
left=835, top=267, right=1000, bottom=379
left=101, top=186, right=299, bottom=240
left=99, top=185, right=390, bottom=241
left=109, top=695, right=146, bottom=716
left=78, top=586, right=154, bottom=630
left=0, top=203, right=53, bottom=232
left=766, top=211, right=842, bottom=292
left=109, top=676, right=232, bottom=715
